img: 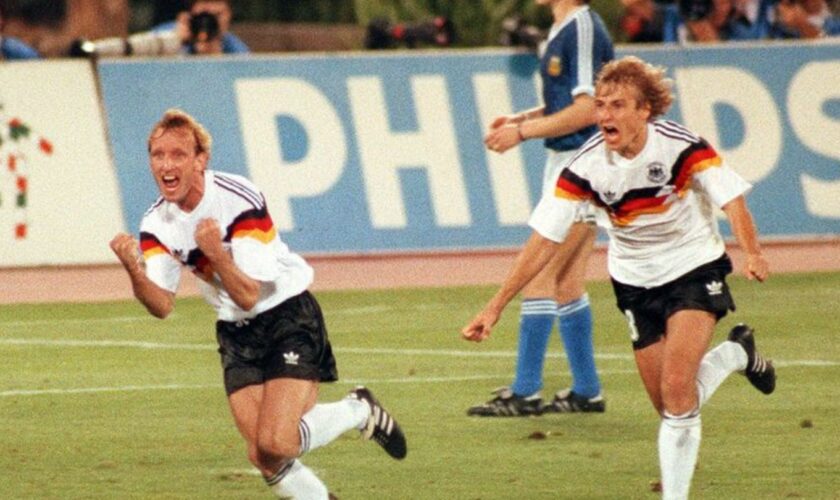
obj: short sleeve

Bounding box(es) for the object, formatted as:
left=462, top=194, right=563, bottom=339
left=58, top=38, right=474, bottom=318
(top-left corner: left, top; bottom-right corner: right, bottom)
left=139, top=231, right=182, bottom=293
left=693, top=160, right=752, bottom=208
left=528, top=195, right=579, bottom=243
left=228, top=207, right=282, bottom=282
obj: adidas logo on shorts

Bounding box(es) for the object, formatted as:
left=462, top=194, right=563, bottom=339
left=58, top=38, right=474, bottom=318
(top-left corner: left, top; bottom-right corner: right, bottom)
left=705, top=280, right=723, bottom=296
left=283, top=351, right=300, bottom=365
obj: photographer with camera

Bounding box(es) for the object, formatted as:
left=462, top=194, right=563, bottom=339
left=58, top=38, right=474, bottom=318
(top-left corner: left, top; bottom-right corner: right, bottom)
left=154, top=0, right=249, bottom=55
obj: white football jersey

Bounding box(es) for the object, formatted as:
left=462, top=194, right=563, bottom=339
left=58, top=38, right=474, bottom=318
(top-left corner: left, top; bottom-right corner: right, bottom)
left=139, top=170, right=313, bottom=321
left=530, top=120, right=751, bottom=287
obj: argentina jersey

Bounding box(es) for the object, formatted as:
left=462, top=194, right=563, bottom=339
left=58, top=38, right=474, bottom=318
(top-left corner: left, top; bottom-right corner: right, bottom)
left=540, top=5, right=614, bottom=152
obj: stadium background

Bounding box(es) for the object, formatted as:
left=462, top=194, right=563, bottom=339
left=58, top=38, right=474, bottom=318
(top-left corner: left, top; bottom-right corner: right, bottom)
left=1, top=40, right=838, bottom=304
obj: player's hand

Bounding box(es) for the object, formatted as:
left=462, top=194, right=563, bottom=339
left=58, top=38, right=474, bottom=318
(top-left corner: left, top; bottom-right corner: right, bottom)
left=484, top=124, right=520, bottom=154
left=461, top=308, right=500, bottom=343
left=110, top=232, right=141, bottom=272
left=174, top=11, right=192, bottom=43
left=195, top=218, right=224, bottom=260
left=488, top=114, right=519, bottom=131
left=744, top=253, right=769, bottom=282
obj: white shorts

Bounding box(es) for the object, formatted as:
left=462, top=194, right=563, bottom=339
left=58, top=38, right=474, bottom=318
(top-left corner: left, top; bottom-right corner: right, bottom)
left=543, top=149, right=598, bottom=225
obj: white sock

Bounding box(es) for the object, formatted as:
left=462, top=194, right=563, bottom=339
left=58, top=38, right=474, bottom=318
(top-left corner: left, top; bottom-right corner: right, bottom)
left=266, top=459, right=329, bottom=499
left=299, top=398, right=369, bottom=454
left=658, top=411, right=702, bottom=500
left=696, top=341, right=748, bottom=407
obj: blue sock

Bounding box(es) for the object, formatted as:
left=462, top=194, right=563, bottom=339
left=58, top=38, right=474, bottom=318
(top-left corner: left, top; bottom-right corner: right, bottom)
left=510, top=299, right=557, bottom=397
left=557, top=294, right=601, bottom=398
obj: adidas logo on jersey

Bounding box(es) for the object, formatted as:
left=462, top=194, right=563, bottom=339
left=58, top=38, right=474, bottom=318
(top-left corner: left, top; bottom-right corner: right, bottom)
left=706, top=281, right=723, bottom=296
left=283, top=351, right=300, bottom=365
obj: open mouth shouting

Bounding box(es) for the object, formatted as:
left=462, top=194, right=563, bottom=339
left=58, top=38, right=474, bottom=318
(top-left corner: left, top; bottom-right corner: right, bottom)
left=161, top=173, right=180, bottom=193
left=601, top=124, right=620, bottom=144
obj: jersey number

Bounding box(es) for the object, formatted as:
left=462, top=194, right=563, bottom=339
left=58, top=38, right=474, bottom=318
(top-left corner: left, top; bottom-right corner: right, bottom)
left=624, top=309, right=640, bottom=343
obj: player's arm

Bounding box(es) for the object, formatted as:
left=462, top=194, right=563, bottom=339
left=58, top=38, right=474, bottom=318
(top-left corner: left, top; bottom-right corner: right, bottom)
left=487, top=105, right=546, bottom=131
left=194, top=218, right=261, bottom=311
left=462, top=232, right=561, bottom=342
left=722, top=196, right=769, bottom=282
left=486, top=94, right=595, bottom=153
left=519, top=93, right=596, bottom=140
left=110, top=233, right=175, bottom=318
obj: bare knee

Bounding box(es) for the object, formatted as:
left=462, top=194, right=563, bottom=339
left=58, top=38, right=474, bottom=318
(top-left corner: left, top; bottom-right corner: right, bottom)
left=255, top=431, right=300, bottom=466
left=660, top=374, right=698, bottom=415
left=555, top=286, right=585, bottom=305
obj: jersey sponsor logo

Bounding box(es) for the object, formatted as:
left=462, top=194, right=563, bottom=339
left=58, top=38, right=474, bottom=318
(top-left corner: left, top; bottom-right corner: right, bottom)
left=548, top=56, right=562, bottom=77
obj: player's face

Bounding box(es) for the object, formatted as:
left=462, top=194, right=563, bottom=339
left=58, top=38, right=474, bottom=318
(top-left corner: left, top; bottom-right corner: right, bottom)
left=595, top=82, right=651, bottom=158
left=149, top=127, right=207, bottom=211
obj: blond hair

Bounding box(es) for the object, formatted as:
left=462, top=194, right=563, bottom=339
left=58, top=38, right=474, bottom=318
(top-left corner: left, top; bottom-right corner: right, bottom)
left=596, top=56, right=674, bottom=120
left=147, top=108, right=212, bottom=156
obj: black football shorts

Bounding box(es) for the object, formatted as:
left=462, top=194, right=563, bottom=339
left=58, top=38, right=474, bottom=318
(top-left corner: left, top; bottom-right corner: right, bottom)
left=611, top=254, right=736, bottom=350
left=215, top=291, right=339, bottom=396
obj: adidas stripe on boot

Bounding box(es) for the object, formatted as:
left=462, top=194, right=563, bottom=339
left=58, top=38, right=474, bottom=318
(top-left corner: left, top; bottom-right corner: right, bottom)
left=348, top=386, right=407, bottom=459
left=728, top=323, right=776, bottom=395
left=466, top=387, right=543, bottom=417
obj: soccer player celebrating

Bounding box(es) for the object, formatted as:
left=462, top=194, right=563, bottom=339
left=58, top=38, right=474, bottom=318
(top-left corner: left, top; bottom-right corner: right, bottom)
left=463, top=56, right=776, bottom=499
left=110, top=109, right=406, bottom=498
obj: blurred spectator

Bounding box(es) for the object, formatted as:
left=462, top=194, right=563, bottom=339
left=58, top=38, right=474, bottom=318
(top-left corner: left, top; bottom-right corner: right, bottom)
left=0, top=3, right=40, bottom=59
left=776, top=0, right=840, bottom=36
left=153, top=0, right=249, bottom=55
left=670, top=0, right=789, bottom=41
left=727, top=0, right=789, bottom=39
left=620, top=0, right=668, bottom=42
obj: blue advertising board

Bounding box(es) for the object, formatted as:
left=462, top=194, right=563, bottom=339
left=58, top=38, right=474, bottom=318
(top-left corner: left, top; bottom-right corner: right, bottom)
left=98, top=42, right=840, bottom=254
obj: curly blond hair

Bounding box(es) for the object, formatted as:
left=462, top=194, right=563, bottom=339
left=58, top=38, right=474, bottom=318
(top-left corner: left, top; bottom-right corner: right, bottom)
left=147, top=108, right=212, bottom=156
left=596, top=56, right=674, bottom=119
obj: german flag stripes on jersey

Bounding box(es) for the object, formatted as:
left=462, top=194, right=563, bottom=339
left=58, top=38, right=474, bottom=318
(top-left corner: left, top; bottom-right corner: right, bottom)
left=529, top=119, right=751, bottom=288
left=139, top=170, right=313, bottom=322
left=555, top=121, right=725, bottom=226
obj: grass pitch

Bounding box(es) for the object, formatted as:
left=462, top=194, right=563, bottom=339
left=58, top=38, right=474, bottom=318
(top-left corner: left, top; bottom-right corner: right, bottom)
left=1, top=272, right=838, bottom=499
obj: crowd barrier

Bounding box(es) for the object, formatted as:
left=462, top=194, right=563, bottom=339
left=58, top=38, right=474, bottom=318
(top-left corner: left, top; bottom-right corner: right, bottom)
left=1, top=40, right=838, bottom=267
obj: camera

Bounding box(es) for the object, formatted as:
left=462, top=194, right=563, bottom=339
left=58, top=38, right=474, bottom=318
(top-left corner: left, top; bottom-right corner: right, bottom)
left=364, top=16, right=456, bottom=49
left=69, top=31, right=181, bottom=58
left=189, top=11, right=220, bottom=42
left=499, top=16, right=544, bottom=50
left=678, top=0, right=713, bottom=21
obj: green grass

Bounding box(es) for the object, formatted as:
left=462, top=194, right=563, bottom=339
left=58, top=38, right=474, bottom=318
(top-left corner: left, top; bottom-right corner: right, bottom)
left=1, top=272, right=839, bottom=499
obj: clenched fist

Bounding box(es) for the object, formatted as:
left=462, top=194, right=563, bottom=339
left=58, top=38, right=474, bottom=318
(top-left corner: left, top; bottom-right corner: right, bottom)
left=195, top=218, right=225, bottom=260
left=110, top=232, right=141, bottom=272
